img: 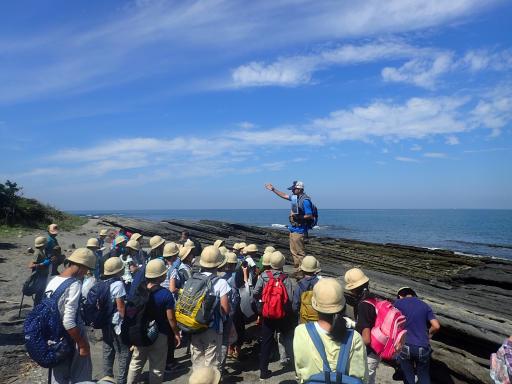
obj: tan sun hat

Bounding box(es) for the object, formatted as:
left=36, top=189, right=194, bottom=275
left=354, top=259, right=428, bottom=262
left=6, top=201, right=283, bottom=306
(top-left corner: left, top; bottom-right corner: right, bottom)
left=34, top=236, right=47, bottom=248
left=103, top=257, right=124, bottom=276
left=99, top=229, right=109, bottom=236
left=200, top=245, right=224, bottom=269
left=163, top=242, right=179, bottom=258
left=238, top=242, right=247, bottom=250
left=48, top=223, right=59, bottom=235
left=312, top=278, right=345, bottom=314
left=344, top=268, right=370, bottom=290
left=226, top=252, right=238, bottom=264
left=131, top=233, right=143, bottom=242
left=86, top=238, right=100, bottom=249
left=115, top=235, right=127, bottom=246
left=213, top=239, right=225, bottom=248
left=179, top=246, right=193, bottom=262
left=149, top=235, right=165, bottom=250
left=126, top=239, right=141, bottom=251
left=270, top=251, right=285, bottom=270
left=188, top=366, right=221, bottom=384
left=261, top=252, right=272, bottom=266
left=245, top=244, right=258, bottom=253
left=67, top=248, right=96, bottom=270
left=232, top=242, right=240, bottom=250
left=301, top=255, right=321, bottom=273
left=145, top=259, right=167, bottom=279
left=184, top=239, right=195, bottom=249
left=218, top=246, right=228, bottom=256
left=264, top=246, right=276, bottom=254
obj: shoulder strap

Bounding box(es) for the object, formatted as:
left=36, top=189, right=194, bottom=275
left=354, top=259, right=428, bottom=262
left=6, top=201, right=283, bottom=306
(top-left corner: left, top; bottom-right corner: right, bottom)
left=51, top=278, right=77, bottom=301
left=305, top=322, right=331, bottom=383
left=363, top=297, right=378, bottom=307
left=335, top=329, right=354, bottom=383
left=265, top=270, right=274, bottom=281
left=278, top=273, right=287, bottom=283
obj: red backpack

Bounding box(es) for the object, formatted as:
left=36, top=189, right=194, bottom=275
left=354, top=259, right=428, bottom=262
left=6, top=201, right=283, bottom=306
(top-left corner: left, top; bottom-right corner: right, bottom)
left=261, top=270, right=288, bottom=320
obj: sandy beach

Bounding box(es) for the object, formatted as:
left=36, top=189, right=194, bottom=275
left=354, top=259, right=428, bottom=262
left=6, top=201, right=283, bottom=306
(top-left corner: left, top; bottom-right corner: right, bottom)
left=0, top=218, right=401, bottom=384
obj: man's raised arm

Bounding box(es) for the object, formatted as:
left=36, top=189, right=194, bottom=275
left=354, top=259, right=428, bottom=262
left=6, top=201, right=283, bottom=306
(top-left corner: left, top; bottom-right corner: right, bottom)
left=264, top=183, right=289, bottom=200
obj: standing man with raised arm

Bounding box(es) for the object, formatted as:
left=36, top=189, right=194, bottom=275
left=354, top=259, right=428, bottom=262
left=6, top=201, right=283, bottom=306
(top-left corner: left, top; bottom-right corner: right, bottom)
left=265, top=181, right=313, bottom=276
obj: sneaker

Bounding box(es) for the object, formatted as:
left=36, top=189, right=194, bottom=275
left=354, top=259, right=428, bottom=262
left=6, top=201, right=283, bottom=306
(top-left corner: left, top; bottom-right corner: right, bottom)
left=259, top=370, right=271, bottom=380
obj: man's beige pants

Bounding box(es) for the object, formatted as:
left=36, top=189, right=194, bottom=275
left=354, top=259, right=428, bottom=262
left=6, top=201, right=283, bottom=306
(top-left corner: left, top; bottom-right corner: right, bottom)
left=289, top=232, right=306, bottom=268
left=190, top=328, right=223, bottom=369
left=127, top=333, right=168, bottom=384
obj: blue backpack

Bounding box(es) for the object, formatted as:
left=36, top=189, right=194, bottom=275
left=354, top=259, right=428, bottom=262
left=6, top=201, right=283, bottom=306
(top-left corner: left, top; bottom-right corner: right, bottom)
left=24, top=278, right=77, bottom=368
left=81, top=278, right=118, bottom=329
left=305, top=322, right=363, bottom=384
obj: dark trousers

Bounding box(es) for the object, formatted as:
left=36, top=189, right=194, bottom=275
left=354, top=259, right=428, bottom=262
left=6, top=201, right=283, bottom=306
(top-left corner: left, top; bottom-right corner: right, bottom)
left=167, top=332, right=175, bottom=364
left=233, top=307, right=245, bottom=347
left=259, top=317, right=294, bottom=373
left=102, top=324, right=131, bottom=384
left=399, top=344, right=432, bottom=384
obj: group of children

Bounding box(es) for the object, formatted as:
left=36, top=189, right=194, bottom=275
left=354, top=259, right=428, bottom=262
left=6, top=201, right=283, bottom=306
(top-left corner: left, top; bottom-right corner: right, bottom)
left=25, top=224, right=442, bottom=384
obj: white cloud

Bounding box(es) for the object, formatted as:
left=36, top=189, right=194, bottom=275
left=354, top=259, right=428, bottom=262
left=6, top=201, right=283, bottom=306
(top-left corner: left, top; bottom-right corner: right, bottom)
left=381, top=53, right=454, bottom=89
left=238, top=121, right=256, bottom=129
left=423, top=152, right=447, bottom=158
left=395, top=156, right=419, bottom=162
left=17, top=83, right=512, bottom=183
left=445, top=136, right=460, bottom=145
left=0, top=0, right=503, bottom=102
left=232, top=40, right=423, bottom=87
left=381, top=48, right=512, bottom=89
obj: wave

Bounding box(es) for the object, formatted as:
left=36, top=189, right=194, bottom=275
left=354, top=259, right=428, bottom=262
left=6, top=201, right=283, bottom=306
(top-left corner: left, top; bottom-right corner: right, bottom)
left=447, top=239, right=512, bottom=250
left=271, top=224, right=287, bottom=228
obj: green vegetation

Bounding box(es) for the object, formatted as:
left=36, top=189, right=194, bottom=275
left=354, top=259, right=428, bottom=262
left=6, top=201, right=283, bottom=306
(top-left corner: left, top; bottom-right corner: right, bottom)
left=0, top=180, right=87, bottom=234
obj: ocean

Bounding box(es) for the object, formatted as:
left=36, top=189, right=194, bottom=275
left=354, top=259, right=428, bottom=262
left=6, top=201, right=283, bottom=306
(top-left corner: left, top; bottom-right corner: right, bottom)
left=70, top=209, right=512, bottom=260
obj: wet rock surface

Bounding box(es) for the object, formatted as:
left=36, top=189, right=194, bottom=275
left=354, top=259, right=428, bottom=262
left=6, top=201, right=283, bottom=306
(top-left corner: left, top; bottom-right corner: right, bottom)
left=101, top=215, right=512, bottom=384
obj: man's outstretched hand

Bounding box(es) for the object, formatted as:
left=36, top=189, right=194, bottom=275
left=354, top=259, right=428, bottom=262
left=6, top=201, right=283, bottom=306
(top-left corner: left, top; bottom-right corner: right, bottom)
left=264, top=183, right=274, bottom=191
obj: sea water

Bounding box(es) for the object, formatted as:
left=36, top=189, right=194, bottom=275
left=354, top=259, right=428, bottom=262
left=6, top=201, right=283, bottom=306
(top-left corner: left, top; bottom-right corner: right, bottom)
left=70, top=209, right=512, bottom=260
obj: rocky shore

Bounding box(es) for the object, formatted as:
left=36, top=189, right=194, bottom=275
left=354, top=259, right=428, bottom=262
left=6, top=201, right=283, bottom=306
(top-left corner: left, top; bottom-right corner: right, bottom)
left=100, top=215, right=512, bottom=384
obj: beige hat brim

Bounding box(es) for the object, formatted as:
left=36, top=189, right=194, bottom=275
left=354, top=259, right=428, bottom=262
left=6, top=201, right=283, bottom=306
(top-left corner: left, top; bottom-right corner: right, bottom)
left=104, top=264, right=125, bottom=276
left=200, top=259, right=223, bottom=268
left=145, top=268, right=168, bottom=279
left=150, top=238, right=165, bottom=250
left=180, top=248, right=193, bottom=261
left=312, top=296, right=345, bottom=314
left=345, top=275, right=369, bottom=291
left=300, top=265, right=321, bottom=273
left=163, top=250, right=179, bottom=258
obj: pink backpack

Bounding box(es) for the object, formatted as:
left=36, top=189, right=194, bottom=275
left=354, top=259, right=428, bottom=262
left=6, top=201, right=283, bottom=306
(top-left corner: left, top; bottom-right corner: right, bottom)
left=363, top=298, right=407, bottom=360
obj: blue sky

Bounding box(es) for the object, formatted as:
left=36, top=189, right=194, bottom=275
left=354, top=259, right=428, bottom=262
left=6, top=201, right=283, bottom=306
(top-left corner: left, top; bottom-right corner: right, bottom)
left=0, top=0, right=511, bottom=210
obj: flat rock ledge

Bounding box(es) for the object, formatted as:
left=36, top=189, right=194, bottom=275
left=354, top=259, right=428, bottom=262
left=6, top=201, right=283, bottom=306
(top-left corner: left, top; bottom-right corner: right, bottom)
left=100, top=216, right=512, bottom=384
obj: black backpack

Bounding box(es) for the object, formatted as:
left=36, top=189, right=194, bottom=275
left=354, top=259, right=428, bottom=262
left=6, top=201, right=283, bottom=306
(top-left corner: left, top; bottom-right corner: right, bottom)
left=121, top=282, right=160, bottom=347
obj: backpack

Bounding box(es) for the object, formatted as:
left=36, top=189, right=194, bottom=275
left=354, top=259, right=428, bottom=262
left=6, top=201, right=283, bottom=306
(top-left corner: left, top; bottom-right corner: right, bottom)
left=121, top=282, right=161, bottom=347
left=299, top=278, right=319, bottom=324
left=261, top=270, right=288, bottom=320
left=175, top=273, right=219, bottom=333
left=305, top=322, right=363, bottom=384
left=81, top=278, right=119, bottom=329
left=363, top=298, right=407, bottom=360
left=298, top=194, right=319, bottom=229
left=24, top=278, right=77, bottom=368
left=22, top=270, right=43, bottom=297
left=177, top=266, right=192, bottom=289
